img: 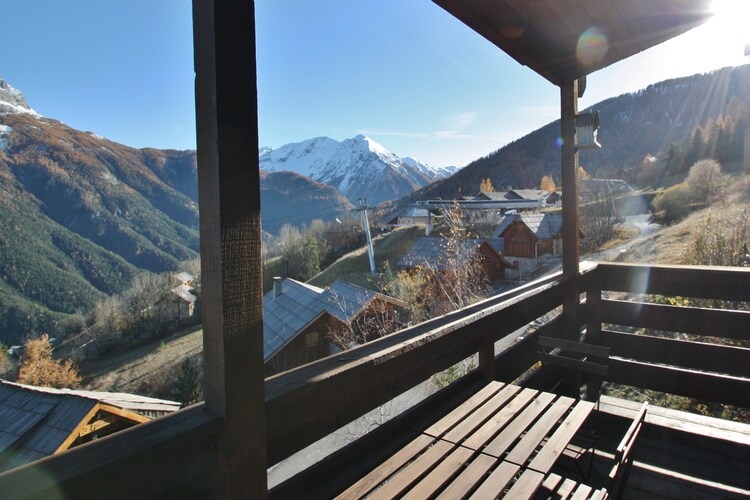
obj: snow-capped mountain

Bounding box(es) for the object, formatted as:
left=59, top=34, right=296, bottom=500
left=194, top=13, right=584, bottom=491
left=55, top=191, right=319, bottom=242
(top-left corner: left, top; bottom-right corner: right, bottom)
left=0, top=76, right=41, bottom=116
left=259, top=134, right=458, bottom=205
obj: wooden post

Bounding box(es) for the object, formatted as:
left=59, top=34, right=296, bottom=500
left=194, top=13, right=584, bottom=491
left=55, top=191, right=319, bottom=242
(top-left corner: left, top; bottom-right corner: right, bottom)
left=585, top=270, right=604, bottom=401
left=561, top=79, right=580, bottom=341
left=478, top=335, right=495, bottom=381
left=193, top=0, right=267, bottom=498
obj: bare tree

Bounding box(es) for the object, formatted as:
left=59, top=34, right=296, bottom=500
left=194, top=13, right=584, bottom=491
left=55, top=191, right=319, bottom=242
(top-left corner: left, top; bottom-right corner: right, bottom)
left=686, top=159, right=722, bottom=203
left=580, top=181, right=619, bottom=253
left=325, top=290, right=401, bottom=351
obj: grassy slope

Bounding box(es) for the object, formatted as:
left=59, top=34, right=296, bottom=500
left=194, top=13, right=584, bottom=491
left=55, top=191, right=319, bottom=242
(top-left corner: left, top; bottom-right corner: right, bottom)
left=309, top=225, right=424, bottom=289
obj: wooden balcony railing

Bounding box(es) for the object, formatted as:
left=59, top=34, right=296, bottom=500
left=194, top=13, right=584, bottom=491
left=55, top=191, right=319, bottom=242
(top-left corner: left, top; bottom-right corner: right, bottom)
left=586, top=262, right=750, bottom=409
left=0, top=263, right=747, bottom=497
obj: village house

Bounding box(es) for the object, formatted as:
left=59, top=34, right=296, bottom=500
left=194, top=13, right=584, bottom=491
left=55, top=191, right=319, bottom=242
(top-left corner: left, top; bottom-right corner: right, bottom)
left=493, top=213, right=565, bottom=260
left=398, top=236, right=513, bottom=282
left=382, top=205, right=434, bottom=229
left=263, top=278, right=407, bottom=375
left=0, top=380, right=180, bottom=472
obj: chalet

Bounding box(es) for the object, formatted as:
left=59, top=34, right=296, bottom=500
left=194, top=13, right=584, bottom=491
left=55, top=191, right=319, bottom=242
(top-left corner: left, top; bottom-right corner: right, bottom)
left=168, top=283, right=197, bottom=320
left=263, top=278, right=407, bottom=375
left=493, top=213, right=565, bottom=259
left=383, top=206, right=433, bottom=228
left=0, top=380, right=180, bottom=472
left=398, top=236, right=513, bottom=282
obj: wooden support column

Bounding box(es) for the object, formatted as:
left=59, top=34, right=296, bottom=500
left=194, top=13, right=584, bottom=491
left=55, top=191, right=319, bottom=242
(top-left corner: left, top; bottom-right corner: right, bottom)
left=193, top=0, right=267, bottom=498
left=478, top=335, right=495, bottom=381
left=585, top=270, right=604, bottom=401
left=561, top=79, right=580, bottom=340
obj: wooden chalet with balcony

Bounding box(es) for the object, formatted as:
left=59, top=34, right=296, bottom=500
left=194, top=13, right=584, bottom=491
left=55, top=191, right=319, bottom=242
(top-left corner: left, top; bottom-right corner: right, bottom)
left=1, top=1, right=748, bottom=499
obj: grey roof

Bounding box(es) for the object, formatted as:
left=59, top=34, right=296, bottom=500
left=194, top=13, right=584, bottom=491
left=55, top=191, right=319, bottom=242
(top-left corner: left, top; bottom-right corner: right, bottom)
left=492, top=213, right=563, bottom=240
left=384, top=205, right=432, bottom=224
left=580, top=179, right=634, bottom=198
left=171, top=284, right=197, bottom=303
left=485, top=238, right=505, bottom=254
left=174, top=272, right=194, bottom=284
left=398, top=237, right=485, bottom=270
left=263, top=279, right=406, bottom=362
left=0, top=380, right=179, bottom=471
left=508, top=189, right=549, bottom=201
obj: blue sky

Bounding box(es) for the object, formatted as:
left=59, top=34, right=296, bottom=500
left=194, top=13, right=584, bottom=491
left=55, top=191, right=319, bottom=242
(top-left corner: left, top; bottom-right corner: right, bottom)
left=3, top=1, right=748, bottom=167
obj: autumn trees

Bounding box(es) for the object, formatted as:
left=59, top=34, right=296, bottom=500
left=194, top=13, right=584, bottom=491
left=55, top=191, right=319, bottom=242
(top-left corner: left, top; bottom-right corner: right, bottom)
left=16, top=334, right=82, bottom=388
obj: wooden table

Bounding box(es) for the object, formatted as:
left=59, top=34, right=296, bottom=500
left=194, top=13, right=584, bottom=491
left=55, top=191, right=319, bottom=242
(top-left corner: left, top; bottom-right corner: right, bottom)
left=337, top=381, right=607, bottom=499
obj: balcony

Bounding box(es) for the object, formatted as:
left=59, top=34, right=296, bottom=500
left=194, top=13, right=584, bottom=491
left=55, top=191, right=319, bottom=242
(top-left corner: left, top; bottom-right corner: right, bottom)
left=1, top=0, right=740, bottom=497
left=1, top=262, right=748, bottom=498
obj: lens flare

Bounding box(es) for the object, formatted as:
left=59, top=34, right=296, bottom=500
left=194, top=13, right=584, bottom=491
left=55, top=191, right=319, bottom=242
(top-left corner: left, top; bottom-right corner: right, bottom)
left=576, top=28, right=609, bottom=70
left=555, top=137, right=564, bottom=147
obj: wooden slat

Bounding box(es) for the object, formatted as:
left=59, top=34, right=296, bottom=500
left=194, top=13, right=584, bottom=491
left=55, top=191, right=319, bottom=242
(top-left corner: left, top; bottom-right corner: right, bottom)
left=538, top=352, right=609, bottom=377
left=468, top=461, right=520, bottom=500
left=556, top=477, right=580, bottom=499
left=422, top=381, right=504, bottom=437
left=504, top=396, right=575, bottom=467
left=528, top=400, right=595, bottom=473
left=539, top=336, right=610, bottom=358
left=601, top=299, right=750, bottom=341
left=368, top=440, right=454, bottom=500
left=482, top=392, right=556, bottom=458
left=402, top=446, right=474, bottom=500
left=463, top=388, right=537, bottom=451
left=597, top=263, right=750, bottom=303
left=436, top=453, right=497, bottom=500
left=335, top=434, right=434, bottom=500
left=601, top=330, right=750, bottom=378
left=571, top=483, right=594, bottom=499
left=442, top=384, right=522, bottom=444
left=505, top=468, right=546, bottom=499
left=608, top=358, right=750, bottom=408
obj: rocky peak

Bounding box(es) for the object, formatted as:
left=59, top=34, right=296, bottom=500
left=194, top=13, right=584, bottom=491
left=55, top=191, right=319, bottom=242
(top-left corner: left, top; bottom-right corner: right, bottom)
left=0, top=76, right=40, bottom=116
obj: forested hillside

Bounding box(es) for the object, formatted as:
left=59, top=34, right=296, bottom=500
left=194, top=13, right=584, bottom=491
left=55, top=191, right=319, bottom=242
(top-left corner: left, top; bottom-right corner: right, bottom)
left=410, top=65, right=750, bottom=200
left=0, top=111, right=200, bottom=345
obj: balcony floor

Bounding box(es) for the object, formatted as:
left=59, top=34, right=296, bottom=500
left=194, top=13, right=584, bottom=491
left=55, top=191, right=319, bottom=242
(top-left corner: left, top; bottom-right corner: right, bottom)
left=271, top=377, right=750, bottom=499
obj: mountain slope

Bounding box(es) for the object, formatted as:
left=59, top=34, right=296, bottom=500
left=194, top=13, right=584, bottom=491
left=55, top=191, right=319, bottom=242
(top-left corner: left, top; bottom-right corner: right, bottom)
left=0, top=77, right=200, bottom=344
left=259, top=170, right=355, bottom=234
left=411, top=65, right=750, bottom=200
left=259, top=134, right=457, bottom=205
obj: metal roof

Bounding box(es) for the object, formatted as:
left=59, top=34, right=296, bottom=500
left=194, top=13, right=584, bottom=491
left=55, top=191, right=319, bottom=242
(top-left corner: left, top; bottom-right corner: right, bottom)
left=493, top=213, right=564, bottom=240
left=262, top=279, right=407, bottom=362
left=433, top=0, right=712, bottom=86
left=171, top=284, right=197, bottom=303
left=0, top=380, right=179, bottom=471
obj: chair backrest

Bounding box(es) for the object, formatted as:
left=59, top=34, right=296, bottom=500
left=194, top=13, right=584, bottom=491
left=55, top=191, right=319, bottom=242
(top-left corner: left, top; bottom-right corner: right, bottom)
left=537, top=336, right=610, bottom=377
left=608, top=402, right=648, bottom=500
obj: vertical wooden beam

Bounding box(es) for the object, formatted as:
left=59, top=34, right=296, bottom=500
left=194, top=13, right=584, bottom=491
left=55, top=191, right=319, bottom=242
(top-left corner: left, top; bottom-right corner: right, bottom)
left=561, top=79, right=580, bottom=341
left=478, top=335, right=495, bottom=381
left=585, top=270, right=604, bottom=402
left=193, top=0, right=267, bottom=498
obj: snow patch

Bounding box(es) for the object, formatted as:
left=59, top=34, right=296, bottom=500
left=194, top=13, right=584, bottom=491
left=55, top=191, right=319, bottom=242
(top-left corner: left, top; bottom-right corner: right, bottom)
left=0, top=124, right=13, bottom=151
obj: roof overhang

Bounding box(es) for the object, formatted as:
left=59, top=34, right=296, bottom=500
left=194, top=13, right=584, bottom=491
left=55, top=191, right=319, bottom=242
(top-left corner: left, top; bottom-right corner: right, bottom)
left=433, top=0, right=713, bottom=86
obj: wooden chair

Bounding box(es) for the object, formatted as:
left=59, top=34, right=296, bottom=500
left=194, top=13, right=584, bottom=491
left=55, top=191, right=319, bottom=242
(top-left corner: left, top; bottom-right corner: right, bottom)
left=608, top=402, right=648, bottom=500
left=536, top=336, right=610, bottom=481
left=536, top=335, right=610, bottom=404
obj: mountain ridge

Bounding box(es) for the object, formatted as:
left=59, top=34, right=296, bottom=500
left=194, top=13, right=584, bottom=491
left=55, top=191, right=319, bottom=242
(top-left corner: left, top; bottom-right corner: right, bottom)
left=259, top=134, right=458, bottom=205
